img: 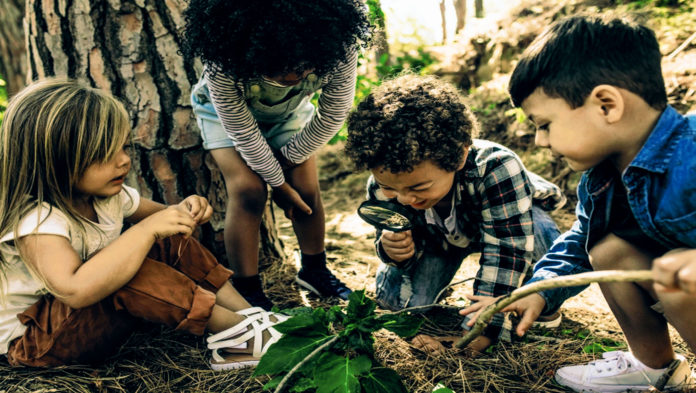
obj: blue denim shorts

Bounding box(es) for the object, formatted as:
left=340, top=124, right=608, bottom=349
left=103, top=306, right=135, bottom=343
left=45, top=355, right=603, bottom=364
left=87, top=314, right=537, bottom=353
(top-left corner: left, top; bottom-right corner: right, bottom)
left=190, top=79, right=315, bottom=150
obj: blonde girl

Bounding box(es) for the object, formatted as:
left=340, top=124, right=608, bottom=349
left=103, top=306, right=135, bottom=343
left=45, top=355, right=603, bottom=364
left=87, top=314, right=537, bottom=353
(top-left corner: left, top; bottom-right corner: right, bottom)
left=0, top=78, right=285, bottom=369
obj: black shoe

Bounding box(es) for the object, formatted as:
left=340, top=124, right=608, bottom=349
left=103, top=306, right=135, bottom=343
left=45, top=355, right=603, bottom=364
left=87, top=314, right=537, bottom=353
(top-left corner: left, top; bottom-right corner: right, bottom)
left=296, top=266, right=352, bottom=300
left=232, top=276, right=274, bottom=311
left=239, top=288, right=274, bottom=311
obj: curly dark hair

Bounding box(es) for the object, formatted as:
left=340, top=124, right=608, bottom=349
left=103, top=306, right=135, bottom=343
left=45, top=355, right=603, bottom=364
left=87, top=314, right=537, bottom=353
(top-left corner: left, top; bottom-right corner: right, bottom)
left=182, top=0, right=372, bottom=81
left=345, top=74, right=479, bottom=173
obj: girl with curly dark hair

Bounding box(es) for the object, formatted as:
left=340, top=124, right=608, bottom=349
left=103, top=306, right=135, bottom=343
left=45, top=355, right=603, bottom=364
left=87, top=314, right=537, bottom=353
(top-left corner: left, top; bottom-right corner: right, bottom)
left=183, top=0, right=371, bottom=310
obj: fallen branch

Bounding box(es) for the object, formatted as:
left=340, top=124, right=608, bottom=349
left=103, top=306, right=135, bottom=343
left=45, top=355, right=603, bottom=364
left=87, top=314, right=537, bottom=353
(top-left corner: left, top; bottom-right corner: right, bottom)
left=455, top=269, right=653, bottom=348
left=666, top=31, right=696, bottom=61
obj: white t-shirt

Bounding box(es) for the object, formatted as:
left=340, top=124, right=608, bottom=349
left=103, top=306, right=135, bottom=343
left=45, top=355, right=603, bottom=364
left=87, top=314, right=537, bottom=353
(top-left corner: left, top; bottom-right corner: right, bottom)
left=0, top=185, right=140, bottom=354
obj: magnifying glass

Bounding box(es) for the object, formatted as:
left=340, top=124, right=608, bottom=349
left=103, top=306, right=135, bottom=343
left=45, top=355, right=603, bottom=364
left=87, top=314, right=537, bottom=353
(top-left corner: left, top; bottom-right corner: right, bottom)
left=357, top=200, right=417, bottom=232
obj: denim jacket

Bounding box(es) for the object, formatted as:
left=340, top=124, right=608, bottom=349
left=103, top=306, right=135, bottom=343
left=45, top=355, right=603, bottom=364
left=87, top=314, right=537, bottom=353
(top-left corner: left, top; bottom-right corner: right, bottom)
left=527, top=106, right=696, bottom=315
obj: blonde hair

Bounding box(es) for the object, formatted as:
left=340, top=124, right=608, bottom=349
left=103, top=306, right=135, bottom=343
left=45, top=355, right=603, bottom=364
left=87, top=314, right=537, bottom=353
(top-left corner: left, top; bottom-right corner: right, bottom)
left=0, top=78, right=131, bottom=296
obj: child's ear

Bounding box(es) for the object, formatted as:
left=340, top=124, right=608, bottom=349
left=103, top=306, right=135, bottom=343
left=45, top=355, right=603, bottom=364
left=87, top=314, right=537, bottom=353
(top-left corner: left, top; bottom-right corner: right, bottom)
left=457, top=145, right=470, bottom=170
left=588, top=85, right=624, bottom=124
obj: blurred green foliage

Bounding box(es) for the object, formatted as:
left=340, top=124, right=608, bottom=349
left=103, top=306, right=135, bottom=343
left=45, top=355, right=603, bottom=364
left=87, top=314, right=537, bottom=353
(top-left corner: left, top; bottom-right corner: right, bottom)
left=328, top=0, right=438, bottom=144
left=366, top=0, right=386, bottom=29
left=619, top=0, right=685, bottom=9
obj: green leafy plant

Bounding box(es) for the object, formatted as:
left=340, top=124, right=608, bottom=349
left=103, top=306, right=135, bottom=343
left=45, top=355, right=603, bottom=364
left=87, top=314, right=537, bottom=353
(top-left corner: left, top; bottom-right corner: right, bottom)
left=375, top=48, right=437, bottom=77
left=582, top=338, right=627, bottom=354
left=254, top=290, right=423, bottom=393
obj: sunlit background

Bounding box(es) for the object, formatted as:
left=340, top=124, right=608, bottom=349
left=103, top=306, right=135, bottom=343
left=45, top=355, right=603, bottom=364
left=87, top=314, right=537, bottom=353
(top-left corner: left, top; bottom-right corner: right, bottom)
left=382, top=0, right=522, bottom=48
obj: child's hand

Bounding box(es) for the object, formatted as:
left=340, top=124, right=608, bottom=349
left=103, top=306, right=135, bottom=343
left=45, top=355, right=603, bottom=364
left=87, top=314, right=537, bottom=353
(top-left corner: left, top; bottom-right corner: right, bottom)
left=500, top=293, right=546, bottom=337
left=653, top=249, right=696, bottom=294
left=272, top=182, right=312, bottom=220
left=411, top=334, right=492, bottom=356
left=459, top=294, right=499, bottom=328
left=179, top=195, right=213, bottom=225
left=380, top=230, right=414, bottom=262
left=137, top=205, right=197, bottom=240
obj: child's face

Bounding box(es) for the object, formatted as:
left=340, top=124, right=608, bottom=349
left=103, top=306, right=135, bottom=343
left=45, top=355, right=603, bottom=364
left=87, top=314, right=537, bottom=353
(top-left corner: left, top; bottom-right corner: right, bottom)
left=371, top=160, right=459, bottom=210
left=75, top=146, right=131, bottom=198
left=521, top=88, right=616, bottom=171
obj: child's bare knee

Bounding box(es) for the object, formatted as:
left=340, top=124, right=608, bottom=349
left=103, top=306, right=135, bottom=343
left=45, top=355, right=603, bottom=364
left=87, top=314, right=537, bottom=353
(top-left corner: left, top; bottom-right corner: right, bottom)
left=227, top=181, right=267, bottom=214
left=589, top=234, right=651, bottom=270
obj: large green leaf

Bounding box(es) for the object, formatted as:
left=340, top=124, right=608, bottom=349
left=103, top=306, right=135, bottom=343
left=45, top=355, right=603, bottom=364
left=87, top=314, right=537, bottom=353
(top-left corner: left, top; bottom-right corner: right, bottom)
left=254, top=333, right=335, bottom=376
left=313, top=353, right=372, bottom=393
left=289, top=377, right=316, bottom=392
left=262, top=375, right=316, bottom=393
left=273, top=313, right=326, bottom=335
left=376, top=313, right=423, bottom=337
left=341, top=329, right=375, bottom=354
left=345, top=290, right=377, bottom=321
left=360, top=367, right=408, bottom=393
left=262, top=375, right=283, bottom=391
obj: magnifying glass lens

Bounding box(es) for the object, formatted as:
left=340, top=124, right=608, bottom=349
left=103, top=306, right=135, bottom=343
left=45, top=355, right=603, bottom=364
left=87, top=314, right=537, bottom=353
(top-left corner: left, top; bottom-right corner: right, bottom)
left=357, top=203, right=413, bottom=231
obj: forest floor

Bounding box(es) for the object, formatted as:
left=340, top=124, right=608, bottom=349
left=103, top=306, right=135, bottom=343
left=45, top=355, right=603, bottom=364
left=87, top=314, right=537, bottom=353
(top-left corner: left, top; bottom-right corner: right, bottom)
left=2, top=0, right=696, bottom=392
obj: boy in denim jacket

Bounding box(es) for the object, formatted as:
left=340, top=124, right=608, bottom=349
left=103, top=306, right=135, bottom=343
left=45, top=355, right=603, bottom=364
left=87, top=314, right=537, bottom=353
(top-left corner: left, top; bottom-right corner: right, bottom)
left=500, top=14, right=696, bottom=392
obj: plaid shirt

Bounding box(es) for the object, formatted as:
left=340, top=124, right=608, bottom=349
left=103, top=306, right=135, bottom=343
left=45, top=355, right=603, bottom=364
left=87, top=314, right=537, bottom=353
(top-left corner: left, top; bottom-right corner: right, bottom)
left=368, top=139, right=566, bottom=300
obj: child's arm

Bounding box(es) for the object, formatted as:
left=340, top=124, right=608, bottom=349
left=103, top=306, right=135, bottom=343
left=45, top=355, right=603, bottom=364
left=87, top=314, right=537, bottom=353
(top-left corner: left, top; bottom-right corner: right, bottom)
left=17, top=197, right=210, bottom=309
left=462, top=154, right=587, bottom=339
left=205, top=73, right=313, bottom=217
left=468, top=156, right=538, bottom=301
left=496, top=194, right=595, bottom=337
left=653, top=249, right=696, bottom=294
left=279, top=49, right=358, bottom=165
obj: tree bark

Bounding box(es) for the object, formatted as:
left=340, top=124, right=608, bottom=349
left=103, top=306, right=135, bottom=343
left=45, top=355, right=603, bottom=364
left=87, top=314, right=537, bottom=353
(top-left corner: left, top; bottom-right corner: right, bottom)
left=0, top=0, right=27, bottom=96
left=475, top=0, right=484, bottom=18
left=439, top=0, right=447, bottom=43
left=366, top=0, right=389, bottom=77
left=24, top=0, right=285, bottom=265
left=453, top=0, right=466, bottom=36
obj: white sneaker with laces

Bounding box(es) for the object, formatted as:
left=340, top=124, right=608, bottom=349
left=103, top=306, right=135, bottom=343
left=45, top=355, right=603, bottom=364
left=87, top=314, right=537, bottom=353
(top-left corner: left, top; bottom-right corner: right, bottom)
left=555, top=351, right=695, bottom=392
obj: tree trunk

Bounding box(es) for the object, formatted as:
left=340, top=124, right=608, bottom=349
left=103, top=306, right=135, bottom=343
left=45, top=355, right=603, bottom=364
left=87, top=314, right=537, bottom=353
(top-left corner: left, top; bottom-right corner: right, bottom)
left=475, top=0, right=484, bottom=18
left=453, top=0, right=466, bottom=36
left=0, top=0, right=27, bottom=96
left=439, top=0, right=447, bottom=43
left=24, top=0, right=285, bottom=265
left=366, top=0, right=389, bottom=77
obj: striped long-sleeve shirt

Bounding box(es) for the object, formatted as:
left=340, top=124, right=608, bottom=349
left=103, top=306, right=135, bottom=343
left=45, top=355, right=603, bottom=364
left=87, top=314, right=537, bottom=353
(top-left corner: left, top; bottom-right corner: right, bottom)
left=205, top=50, right=358, bottom=187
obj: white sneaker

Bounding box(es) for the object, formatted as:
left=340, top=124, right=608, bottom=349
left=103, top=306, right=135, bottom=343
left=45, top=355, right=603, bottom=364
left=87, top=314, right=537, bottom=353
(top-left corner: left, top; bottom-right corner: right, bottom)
left=532, top=311, right=562, bottom=329
left=555, top=351, right=695, bottom=392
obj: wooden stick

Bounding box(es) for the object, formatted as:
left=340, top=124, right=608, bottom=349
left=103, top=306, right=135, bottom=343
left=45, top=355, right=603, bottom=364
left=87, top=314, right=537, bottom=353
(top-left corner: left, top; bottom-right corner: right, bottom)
left=455, top=270, right=653, bottom=348
left=666, top=31, right=696, bottom=61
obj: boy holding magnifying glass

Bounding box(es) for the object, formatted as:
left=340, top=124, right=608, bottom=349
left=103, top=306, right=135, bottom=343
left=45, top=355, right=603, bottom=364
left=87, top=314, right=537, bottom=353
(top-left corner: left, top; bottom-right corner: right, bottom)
left=345, top=74, right=565, bottom=354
